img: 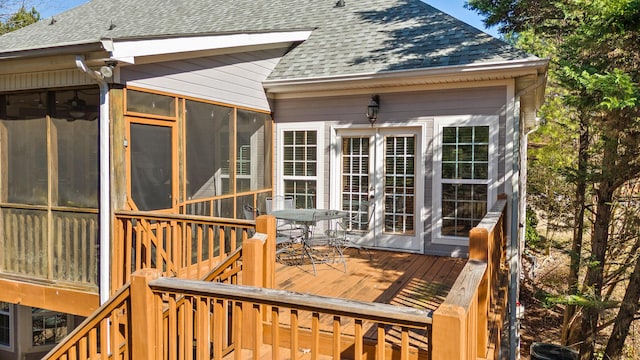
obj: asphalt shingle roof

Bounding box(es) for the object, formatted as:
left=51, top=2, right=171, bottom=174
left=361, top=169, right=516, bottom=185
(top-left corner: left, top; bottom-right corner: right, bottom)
left=0, top=0, right=538, bottom=81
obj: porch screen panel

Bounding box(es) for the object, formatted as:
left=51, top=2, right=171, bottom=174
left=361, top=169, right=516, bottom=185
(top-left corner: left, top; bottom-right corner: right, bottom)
left=283, top=130, right=317, bottom=209
left=1, top=92, right=48, bottom=205
left=236, top=110, right=272, bottom=193
left=53, top=90, right=99, bottom=208
left=185, top=100, right=232, bottom=201
left=441, top=126, right=489, bottom=237
left=130, top=123, right=173, bottom=210
left=341, top=137, right=370, bottom=228
left=384, top=136, right=415, bottom=234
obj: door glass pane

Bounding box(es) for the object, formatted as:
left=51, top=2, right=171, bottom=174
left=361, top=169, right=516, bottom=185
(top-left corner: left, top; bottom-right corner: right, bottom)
left=383, top=136, right=415, bottom=234
left=130, top=123, right=172, bottom=210
left=341, top=137, right=370, bottom=214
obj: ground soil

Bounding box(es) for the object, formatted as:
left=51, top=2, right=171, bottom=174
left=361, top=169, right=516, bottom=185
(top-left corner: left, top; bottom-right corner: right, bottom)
left=518, top=240, right=640, bottom=359
left=519, top=248, right=567, bottom=359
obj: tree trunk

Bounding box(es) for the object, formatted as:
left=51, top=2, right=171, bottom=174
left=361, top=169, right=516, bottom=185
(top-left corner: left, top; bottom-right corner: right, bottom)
left=604, top=255, right=640, bottom=359
left=578, top=135, right=618, bottom=360
left=562, top=119, right=589, bottom=346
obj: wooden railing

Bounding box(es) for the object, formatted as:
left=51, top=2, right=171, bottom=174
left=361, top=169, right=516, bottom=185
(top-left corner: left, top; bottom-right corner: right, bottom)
left=46, top=201, right=510, bottom=360
left=44, top=283, right=132, bottom=360
left=112, top=210, right=255, bottom=292
left=432, top=196, right=509, bottom=360
left=43, top=237, right=248, bottom=360
left=0, top=204, right=99, bottom=288
left=140, top=274, right=433, bottom=360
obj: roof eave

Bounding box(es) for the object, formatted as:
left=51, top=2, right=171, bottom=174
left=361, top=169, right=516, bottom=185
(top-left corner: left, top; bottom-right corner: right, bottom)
left=0, top=41, right=106, bottom=61
left=263, top=58, right=550, bottom=94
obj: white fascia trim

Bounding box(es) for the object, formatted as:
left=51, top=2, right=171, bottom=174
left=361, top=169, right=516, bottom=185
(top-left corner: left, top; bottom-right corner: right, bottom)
left=103, top=31, right=312, bottom=64
left=264, top=58, right=549, bottom=93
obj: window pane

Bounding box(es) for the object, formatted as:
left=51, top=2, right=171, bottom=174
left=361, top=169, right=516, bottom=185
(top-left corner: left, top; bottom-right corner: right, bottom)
left=185, top=100, right=232, bottom=199
left=236, top=110, right=272, bottom=192
left=126, top=90, right=175, bottom=117
left=1, top=92, right=48, bottom=205
left=459, top=127, right=473, bottom=143
left=474, top=163, right=489, bottom=179
left=459, top=163, right=473, bottom=179
left=0, top=302, right=9, bottom=347
left=442, top=144, right=457, bottom=162
left=443, top=127, right=457, bottom=143
left=441, top=183, right=488, bottom=237
left=475, top=126, right=489, bottom=143
left=32, top=308, right=68, bottom=346
left=474, top=144, right=489, bottom=161
left=284, top=180, right=316, bottom=209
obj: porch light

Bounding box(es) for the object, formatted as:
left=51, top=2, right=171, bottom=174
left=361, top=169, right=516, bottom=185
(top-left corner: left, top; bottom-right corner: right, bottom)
left=366, top=95, right=379, bottom=126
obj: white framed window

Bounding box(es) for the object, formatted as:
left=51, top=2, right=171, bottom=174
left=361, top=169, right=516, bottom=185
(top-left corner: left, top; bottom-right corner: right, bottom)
left=276, top=123, right=324, bottom=209
left=432, top=115, right=499, bottom=245
left=0, top=302, right=12, bottom=350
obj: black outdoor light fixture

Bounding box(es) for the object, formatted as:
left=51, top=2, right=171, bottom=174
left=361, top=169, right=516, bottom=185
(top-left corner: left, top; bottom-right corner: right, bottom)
left=366, top=95, right=379, bottom=126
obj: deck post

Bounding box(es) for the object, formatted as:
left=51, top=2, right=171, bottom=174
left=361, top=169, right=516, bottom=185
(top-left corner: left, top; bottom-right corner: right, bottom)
left=432, top=303, right=469, bottom=360
left=469, top=227, right=490, bottom=356
left=256, top=214, right=277, bottom=289
left=242, top=236, right=265, bottom=351
left=130, top=268, right=162, bottom=360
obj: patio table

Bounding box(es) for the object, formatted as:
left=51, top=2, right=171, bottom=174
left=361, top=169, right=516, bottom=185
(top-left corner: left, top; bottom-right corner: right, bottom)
left=271, top=209, right=348, bottom=274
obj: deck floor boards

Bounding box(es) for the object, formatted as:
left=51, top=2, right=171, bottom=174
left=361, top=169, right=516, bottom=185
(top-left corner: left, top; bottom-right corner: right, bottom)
left=275, top=248, right=465, bottom=313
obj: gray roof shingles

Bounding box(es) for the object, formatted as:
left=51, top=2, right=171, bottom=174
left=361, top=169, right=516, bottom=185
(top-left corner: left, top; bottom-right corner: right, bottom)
left=0, top=0, right=537, bottom=81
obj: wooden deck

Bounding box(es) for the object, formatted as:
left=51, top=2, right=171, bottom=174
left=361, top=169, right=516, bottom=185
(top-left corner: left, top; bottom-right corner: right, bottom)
left=275, top=248, right=466, bottom=313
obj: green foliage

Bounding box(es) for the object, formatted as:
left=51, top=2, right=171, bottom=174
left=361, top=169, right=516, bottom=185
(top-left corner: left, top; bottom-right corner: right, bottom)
left=0, top=6, right=40, bottom=35
left=525, top=207, right=542, bottom=248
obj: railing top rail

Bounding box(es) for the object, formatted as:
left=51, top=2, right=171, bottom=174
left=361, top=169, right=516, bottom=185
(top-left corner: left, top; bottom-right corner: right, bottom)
left=114, top=210, right=257, bottom=226
left=474, top=198, right=507, bottom=233
left=440, top=259, right=487, bottom=309
left=150, top=277, right=433, bottom=327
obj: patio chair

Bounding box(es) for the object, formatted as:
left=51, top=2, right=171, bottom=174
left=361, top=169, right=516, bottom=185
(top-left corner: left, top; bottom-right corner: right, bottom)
left=266, top=195, right=304, bottom=249
left=333, top=201, right=374, bottom=258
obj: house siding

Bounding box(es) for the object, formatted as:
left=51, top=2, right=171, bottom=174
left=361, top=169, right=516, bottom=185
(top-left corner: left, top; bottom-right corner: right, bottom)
left=274, top=86, right=508, bottom=256
left=120, top=48, right=287, bottom=111
left=0, top=69, right=96, bottom=92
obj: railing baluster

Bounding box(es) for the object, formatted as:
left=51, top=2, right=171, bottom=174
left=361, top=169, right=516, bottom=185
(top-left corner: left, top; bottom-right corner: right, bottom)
left=377, top=324, right=386, bottom=360
left=169, top=295, right=178, bottom=360
left=213, top=299, right=224, bottom=359
left=271, top=307, right=280, bottom=360
left=354, top=319, right=363, bottom=360
left=311, top=312, right=320, bottom=360
left=291, top=309, right=299, bottom=360
left=333, top=316, right=341, bottom=359
left=233, top=301, right=243, bottom=360
left=401, top=327, right=409, bottom=360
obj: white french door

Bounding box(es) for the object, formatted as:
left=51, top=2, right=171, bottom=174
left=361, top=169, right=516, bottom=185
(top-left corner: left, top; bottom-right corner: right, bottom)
left=333, top=127, right=423, bottom=252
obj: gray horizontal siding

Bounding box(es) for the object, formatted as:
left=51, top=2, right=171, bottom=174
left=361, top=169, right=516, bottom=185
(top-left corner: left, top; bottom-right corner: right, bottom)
left=121, top=48, right=286, bottom=111
left=274, top=86, right=508, bottom=256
